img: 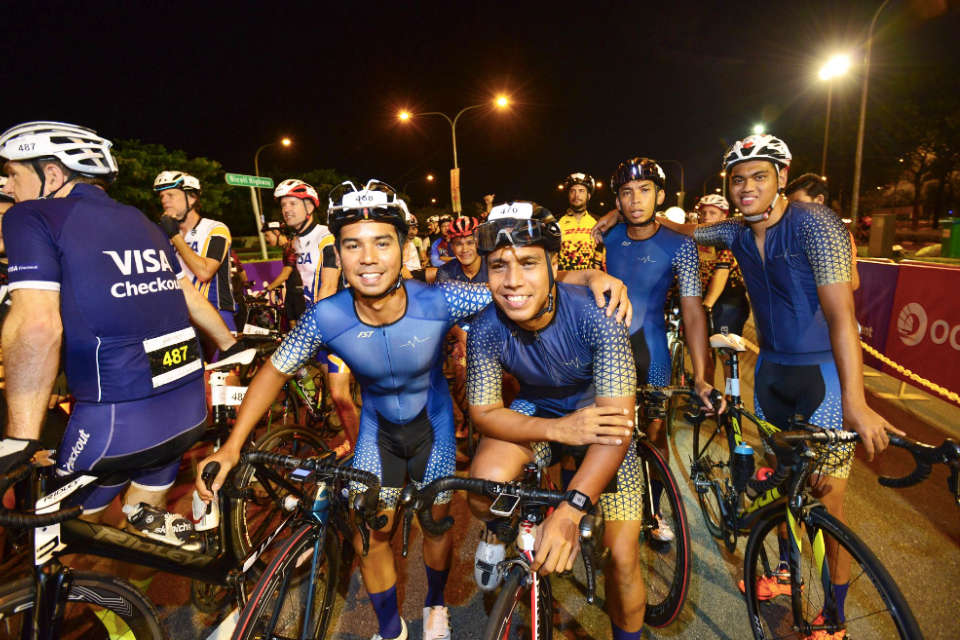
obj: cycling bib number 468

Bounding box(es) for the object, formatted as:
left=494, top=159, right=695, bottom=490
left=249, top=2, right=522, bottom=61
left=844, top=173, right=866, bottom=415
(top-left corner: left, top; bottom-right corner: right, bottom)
left=143, top=327, right=202, bottom=387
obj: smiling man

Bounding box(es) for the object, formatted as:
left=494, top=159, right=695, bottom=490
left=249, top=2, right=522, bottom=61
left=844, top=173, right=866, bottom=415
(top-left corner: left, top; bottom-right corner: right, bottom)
left=197, top=183, right=629, bottom=640
left=466, top=201, right=647, bottom=639
left=557, top=172, right=605, bottom=271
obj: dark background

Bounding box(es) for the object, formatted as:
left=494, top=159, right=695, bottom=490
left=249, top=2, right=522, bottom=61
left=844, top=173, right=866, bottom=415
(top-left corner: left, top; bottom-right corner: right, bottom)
left=4, top=0, right=958, bottom=224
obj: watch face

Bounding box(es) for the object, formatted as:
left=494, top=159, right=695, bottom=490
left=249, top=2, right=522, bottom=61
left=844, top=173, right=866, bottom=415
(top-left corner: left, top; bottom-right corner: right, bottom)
left=570, top=492, right=587, bottom=509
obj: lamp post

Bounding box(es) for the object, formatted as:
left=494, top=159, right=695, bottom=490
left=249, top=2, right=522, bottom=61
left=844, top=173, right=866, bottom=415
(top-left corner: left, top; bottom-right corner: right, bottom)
left=851, top=0, right=892, bottom=225
left=399, top=95, right=510, bottom=213
left=254, top=137, right=292, bottom=222
left=660, top=159, right=685, bottom=209
left=818, top=54, right=852, bottom=179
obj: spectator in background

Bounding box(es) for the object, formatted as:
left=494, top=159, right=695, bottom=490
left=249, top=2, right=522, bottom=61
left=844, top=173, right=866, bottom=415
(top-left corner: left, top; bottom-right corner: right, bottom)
left=557, top=172, right=605, bottom=270
left=430, top=214, right=454, bottom=266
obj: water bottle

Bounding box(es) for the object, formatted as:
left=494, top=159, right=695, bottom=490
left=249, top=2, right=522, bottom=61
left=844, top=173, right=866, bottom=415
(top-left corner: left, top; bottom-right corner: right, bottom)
left=732, top=443, right=755, bottom=494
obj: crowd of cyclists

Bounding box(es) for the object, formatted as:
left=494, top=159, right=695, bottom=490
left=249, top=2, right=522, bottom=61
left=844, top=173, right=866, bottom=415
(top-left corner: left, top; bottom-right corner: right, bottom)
left=0, top=119, right=909, bottom=640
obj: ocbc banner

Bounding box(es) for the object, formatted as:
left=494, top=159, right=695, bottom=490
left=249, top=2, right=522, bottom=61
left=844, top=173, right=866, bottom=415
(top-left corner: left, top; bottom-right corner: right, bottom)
left=876, top=262, right=960, bottom=400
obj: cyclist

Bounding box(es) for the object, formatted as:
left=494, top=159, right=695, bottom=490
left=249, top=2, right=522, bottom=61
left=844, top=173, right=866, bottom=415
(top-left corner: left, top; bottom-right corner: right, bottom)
left=259, top=220, right=306, bottom=326
left=694, top=194, right=750, bottom=384
left=466, top=201, right=648, bottom=638
left=196, top=182, right=629, bottom=640
left=274, top=178, right=358, bottom=455
left=402, top=210, right=423, bottom=273
left=154, top=170, right=238, bottom=342
left=429, top=214, right=454, bottom=266
left=557, top=172, right=605, bottom=271
left=603, top=157, right=721, bottom=541
left=680, top=135, right=902, bottom=633
left=0, top=121, right=238, bottom=543
left=786, top=173, right=860, bottom=291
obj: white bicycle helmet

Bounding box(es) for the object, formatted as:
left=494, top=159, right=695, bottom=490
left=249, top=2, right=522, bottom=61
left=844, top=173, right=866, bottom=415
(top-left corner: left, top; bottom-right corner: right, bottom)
left=723, top=134, right=792, bottom=171
left=695, top=194, right=730, bottom=211
left=154, top=170, right=201, bottom=192
left=273, top=178, right=319, bottom=207
left=0, top=121, right=117, bottom=179
left=663, top=206, right=687, bottom=224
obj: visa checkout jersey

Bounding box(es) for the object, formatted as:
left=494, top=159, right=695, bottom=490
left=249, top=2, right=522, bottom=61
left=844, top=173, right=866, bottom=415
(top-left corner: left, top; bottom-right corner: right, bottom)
left=178, top=217, right=236, bottom=312
left=3, top=184, right=202, bottom=403
left=694, top=202, right=852, bottom=362
left=292, top=222, right=337, bottom=303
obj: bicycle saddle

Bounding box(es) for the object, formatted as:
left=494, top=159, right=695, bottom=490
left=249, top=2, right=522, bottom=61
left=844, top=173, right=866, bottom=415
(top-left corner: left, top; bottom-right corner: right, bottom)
left=709, top=333, right=747, bottom=352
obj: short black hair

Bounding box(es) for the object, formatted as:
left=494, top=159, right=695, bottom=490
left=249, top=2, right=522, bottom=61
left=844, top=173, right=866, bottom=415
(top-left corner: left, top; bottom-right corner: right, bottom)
left=786, top=173, right=829, bottom=201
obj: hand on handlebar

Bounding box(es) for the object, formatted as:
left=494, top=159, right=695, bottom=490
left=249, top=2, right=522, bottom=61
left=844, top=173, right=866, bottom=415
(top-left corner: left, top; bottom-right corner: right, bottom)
left=196, top=447, right=240, bottom=502
left=694, top=380, right=726, bottom=415
left=533, top=502, right=581, bottom=575
left=548, top=406, right=633, bottom=446
left=844, top=403, right=905, bottom=461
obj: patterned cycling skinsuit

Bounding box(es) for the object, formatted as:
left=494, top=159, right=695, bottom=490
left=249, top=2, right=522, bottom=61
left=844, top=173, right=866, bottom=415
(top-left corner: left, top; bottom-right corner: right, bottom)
left=604, top=223, right=702, bottom=386
left=694, top=202, right=855, bottom=477
left=269, top=279, right=492, bottom=507
left=3, top=183, right=207, bottom=510
left=466, top=283, right=641, bottom=520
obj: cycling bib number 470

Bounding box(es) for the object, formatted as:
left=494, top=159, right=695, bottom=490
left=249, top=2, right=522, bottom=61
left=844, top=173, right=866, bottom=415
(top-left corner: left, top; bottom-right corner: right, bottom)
left=143, top=327, right=202, bottom=388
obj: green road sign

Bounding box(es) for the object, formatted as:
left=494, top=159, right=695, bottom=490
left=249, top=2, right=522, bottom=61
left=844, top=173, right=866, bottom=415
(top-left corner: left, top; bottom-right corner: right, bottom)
left=225, top=173, right=274, bottom=189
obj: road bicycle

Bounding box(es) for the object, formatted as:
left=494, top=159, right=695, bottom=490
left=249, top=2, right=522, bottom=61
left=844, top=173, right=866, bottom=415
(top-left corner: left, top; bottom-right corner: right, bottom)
left=229, top=453, right=386, bottom=640
left=663, top=294, right=693, bottom=436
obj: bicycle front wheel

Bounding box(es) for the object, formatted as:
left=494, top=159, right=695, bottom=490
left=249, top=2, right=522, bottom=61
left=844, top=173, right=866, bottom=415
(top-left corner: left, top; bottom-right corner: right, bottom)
left=743, top=506, right=922, bottom=639
left=690, top=415, right=731, bottom=540
left=0, top=571, right=166, bottom=640
left=637, top=438, right=691, bottom=628
left=232, top=523, right=340, bottom=640
left=483, top=564, right=553, bottom=640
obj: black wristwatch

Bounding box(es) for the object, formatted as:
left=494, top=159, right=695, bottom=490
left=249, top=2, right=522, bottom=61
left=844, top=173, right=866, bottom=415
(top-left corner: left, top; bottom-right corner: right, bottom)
left=562, top=489, right=594, bottom=513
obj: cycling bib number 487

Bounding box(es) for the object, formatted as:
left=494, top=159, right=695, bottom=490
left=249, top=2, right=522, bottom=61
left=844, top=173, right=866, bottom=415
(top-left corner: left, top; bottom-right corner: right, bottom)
left=143, top=327, right=202, bottom=388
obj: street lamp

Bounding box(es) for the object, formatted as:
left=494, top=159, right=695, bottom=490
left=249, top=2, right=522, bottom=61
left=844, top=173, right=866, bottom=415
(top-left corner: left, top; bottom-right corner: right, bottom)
left=397, top=94, right=511, bottom=212
left=426, top=174, right=434, bottom=182
left=851, top=0, right=892, bottom=226
left=752, top=123, right=765, bottom=135
left=818, top=53, right=851, bottom=178
left=252, top=136, right=292, bottom=258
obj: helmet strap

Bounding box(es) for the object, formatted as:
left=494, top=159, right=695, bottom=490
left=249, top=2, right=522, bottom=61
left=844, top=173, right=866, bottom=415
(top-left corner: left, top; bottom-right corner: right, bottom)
left=33, top=160, right=77, bottom=200
left=530, top=248, right=556, bottom=320
left=743, top=191, right=782, bottom=223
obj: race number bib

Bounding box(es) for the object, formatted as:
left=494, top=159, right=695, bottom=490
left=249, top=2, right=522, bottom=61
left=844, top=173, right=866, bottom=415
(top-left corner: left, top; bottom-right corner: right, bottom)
left=142, top=327, right=202, bottom=388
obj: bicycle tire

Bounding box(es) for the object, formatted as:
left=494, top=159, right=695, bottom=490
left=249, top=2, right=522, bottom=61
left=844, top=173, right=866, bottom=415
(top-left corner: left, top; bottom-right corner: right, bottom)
left=231, top=523, right=339, bottom=640
left=743, top=506, right=922, bottom=640
left=665, top=341, right=686, bottom=436
left=229, top=425, right=329, bottom=561
left=483, top=564, right=553, bottom=640
left=636, top=437, right=691, bottom=628
left=0, top=570, right=167, bottom=640
left=690, top=415, right=731, bottom=540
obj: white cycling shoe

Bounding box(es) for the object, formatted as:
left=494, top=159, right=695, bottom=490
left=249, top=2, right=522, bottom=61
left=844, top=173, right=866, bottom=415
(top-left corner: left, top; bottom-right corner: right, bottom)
left=474, top=537, right=505, bottom=592
left=422, top=606, right=450, bottom=640
left=371, top=618, right=407, bottom=640
left=651, top=514, right=675, bottom=542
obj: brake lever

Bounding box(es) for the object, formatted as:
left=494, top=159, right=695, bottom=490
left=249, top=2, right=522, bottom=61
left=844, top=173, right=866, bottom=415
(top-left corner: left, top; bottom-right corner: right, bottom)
left=399, top=485, right=419, bottom=558
left=578, top=515, right=598, bottom=605
left=352, top=493, right=371, bottom=556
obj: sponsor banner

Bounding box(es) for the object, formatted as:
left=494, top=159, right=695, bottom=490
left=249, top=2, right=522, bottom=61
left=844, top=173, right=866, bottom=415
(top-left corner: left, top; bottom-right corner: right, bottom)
left=853, top=261, right=900, bottom=369
left=883, top=263, right=960, bottom=403
left=241, top=260, right=284, bottom=290
left=450, top=168, right=461, bottom=214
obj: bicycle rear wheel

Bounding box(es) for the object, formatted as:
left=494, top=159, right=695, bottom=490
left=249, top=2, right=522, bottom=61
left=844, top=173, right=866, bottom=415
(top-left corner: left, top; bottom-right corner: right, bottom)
left=690, top=415, right=731, bottom=540
left=232, top=523, right=340, bottom=640
left=229, top=425, right=329, bottom=561
left=743, top=506, right=922, bottom=639
left=636, top=438, right=691, bottom=627
left=0, top=571, right=166, bottom=640
left=483, top=564, right=553, bottom=640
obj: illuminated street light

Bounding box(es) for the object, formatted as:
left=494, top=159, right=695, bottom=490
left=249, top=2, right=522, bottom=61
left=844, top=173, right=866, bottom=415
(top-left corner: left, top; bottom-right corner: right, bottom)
left=252, top=136, right=293, bottom=259
left=396, top=94, right=513, bottom=212
left=818, top=53, right=851, bottom=177
left=557, top=184, right=564, bottom=190
left=595, top=180, right=602, bottom=188
left=430, top=197, right=437, bottom=204
left=752, top=123, right=765, bottom=135
left=427, top=174, right=434, bottom=182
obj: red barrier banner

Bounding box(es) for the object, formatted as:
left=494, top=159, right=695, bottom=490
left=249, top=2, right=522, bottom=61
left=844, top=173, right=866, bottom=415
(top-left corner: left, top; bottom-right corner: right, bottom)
left=882, top=263, right=960, bottom=399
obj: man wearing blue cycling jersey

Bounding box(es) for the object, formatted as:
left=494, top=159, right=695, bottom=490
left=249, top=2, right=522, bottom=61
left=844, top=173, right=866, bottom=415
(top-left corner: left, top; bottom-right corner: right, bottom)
left=671, top=135, right=903, bottom=635
left=603, top=157, right=720, bottom=541
left=0, top=122, right=237, bottom=544
left=465, top=201, right=647, bottom=639
left=197, top=182, right=629, bottom=640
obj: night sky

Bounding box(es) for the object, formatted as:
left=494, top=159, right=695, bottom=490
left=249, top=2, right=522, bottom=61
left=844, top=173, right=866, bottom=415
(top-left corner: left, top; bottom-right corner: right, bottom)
left=5, top=0, right=958, bottom=212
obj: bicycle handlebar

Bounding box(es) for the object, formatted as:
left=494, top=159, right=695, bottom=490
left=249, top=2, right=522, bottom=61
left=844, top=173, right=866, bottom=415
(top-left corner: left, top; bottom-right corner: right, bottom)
left=0, top=464, right=84, bottom=528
